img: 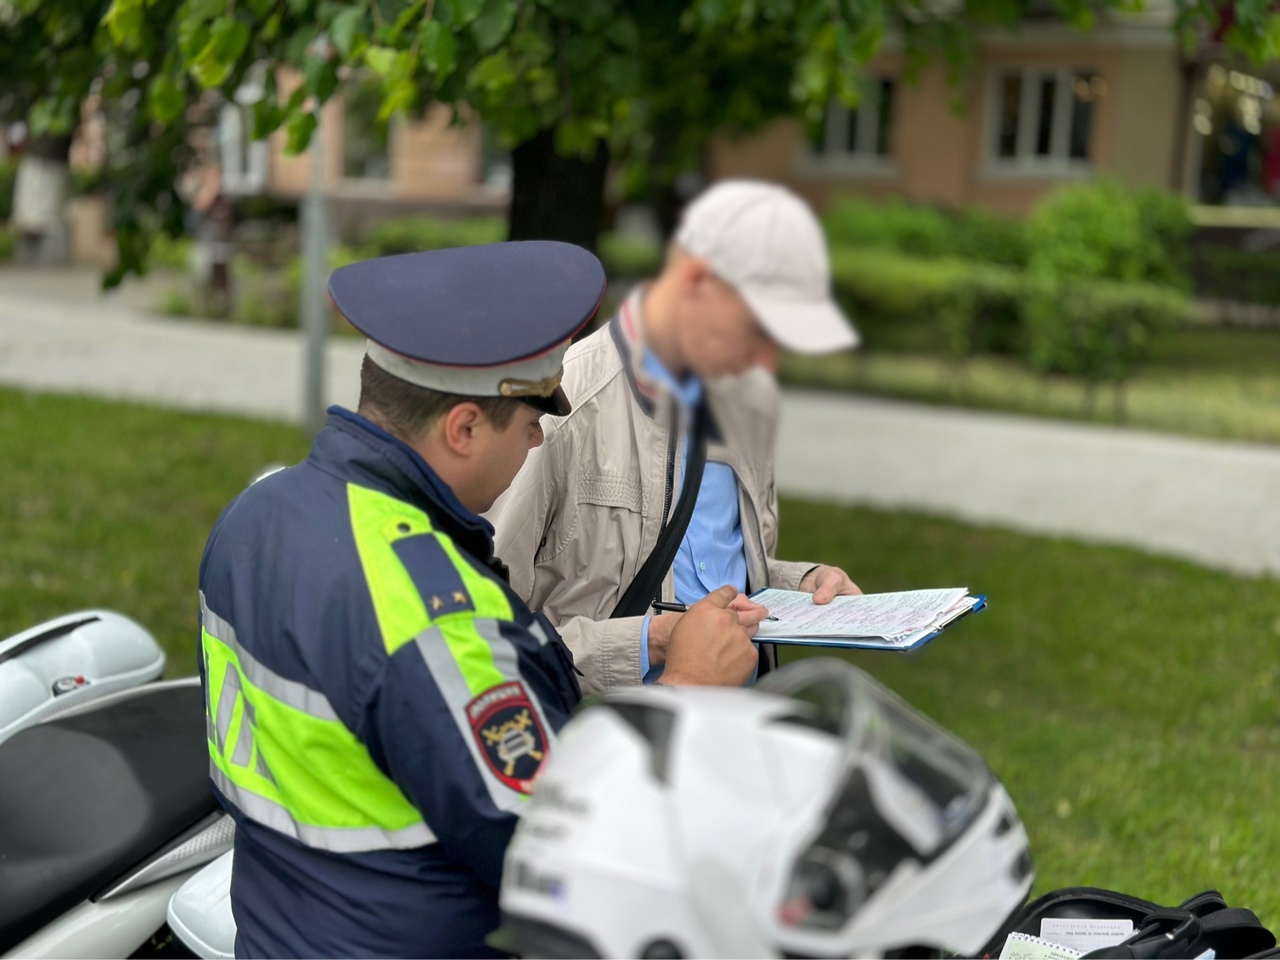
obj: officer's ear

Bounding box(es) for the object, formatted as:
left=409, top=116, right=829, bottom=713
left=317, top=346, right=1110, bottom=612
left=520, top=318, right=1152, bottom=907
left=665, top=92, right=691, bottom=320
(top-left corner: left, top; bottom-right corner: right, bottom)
left=439, top=401, right=486, bottom=456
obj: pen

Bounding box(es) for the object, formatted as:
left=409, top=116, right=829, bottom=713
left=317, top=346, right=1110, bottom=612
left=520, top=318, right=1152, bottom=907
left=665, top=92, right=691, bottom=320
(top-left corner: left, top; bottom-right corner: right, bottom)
left=651, top=600, right=779, bottom=621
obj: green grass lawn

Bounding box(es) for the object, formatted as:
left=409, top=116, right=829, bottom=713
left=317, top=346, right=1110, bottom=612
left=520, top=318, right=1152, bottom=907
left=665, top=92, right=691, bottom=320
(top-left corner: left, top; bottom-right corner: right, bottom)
left=0, top=389, right=310, bottom=675
left=4, top=388, right=1277, bottom=928
left=777, top=500, right=1280, bottom=927
left=782, top=325, right=1280, bottom=445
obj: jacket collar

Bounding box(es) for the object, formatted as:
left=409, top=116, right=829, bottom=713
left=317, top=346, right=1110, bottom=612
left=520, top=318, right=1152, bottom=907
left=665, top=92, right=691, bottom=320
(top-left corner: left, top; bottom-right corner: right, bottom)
left=313, top=407, right=503, bottom=569
left=608, top=286, right=672, bottom=420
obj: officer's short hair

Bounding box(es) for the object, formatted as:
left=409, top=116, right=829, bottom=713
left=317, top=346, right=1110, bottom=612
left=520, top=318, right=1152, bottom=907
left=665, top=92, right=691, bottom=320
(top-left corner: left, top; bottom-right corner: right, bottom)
left=358, top=356, right=523, bottom=441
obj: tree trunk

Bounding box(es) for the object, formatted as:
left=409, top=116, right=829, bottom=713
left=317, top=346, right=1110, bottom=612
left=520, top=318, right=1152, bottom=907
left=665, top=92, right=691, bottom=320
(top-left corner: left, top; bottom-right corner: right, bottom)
left=508, top=127, right=609, bottom=253
left=13, top=132, right=73, bottom=266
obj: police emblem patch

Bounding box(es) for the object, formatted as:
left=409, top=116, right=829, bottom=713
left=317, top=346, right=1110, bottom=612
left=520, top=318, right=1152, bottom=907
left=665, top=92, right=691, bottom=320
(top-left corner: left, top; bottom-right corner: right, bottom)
left=467, top=681, right=548, bottom=793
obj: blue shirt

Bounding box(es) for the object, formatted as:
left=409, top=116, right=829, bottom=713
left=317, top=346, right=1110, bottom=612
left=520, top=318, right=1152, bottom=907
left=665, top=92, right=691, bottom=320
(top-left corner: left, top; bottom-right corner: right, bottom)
left=639, top=352, right=748, bottom=682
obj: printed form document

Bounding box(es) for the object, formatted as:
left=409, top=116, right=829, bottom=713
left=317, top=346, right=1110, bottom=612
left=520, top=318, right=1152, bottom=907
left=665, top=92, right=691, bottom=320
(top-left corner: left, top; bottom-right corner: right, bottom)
left=751, top=587, right=982, bottom=650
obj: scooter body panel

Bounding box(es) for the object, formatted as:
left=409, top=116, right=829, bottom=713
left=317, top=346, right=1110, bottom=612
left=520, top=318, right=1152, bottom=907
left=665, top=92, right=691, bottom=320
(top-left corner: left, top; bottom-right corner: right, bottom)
left=0, top=873, right=188, bottom=960
left=0, top=610, right=165, bottom=746
left=167, top=852, right=236, bottom=960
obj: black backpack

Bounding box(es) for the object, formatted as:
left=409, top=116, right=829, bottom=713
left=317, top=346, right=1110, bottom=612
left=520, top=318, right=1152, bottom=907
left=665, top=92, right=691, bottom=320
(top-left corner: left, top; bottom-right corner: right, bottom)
left=979, top=887, right=1277, bottom=959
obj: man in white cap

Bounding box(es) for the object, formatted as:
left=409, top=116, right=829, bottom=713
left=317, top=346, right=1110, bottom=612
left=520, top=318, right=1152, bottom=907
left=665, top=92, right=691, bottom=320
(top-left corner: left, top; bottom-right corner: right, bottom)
left=489, top=181, right=863, bottom=694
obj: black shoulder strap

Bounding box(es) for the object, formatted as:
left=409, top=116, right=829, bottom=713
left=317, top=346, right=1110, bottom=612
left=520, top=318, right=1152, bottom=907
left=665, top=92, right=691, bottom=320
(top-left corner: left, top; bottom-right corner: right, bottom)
left=611, top=402, right=710, bottom=619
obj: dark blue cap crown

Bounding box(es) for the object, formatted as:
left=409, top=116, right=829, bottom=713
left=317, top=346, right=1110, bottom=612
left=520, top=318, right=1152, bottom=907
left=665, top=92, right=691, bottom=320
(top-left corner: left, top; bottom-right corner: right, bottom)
left=328, top=241, right=606, bottom=368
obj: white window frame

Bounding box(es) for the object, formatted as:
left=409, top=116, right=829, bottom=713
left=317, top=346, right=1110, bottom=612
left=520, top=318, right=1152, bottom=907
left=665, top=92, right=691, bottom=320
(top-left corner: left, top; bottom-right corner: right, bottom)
left=981, top=67, right=1096, bottom=179
left=218, top=102, right=270, bottom=196
left=797, top=78, right=898, bottom=179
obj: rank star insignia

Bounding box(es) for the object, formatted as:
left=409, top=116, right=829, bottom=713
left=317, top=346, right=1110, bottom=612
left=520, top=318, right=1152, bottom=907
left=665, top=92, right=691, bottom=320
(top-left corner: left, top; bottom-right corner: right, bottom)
left=466, top=681, right=548, bottom=792
left=453, top=591, right=468, bottom=604
left=430, top=596, right=445, bottom=611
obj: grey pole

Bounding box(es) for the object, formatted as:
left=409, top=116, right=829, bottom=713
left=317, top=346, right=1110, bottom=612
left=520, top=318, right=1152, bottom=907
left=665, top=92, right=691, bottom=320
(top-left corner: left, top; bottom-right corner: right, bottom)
left=300, top=107, right=330, bottom=435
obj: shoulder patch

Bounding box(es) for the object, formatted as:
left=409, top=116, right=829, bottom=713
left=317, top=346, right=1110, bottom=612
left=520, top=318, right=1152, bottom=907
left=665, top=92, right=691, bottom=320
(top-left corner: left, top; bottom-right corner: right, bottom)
left=392, top=533, right=476, bottom=618
left=467, top=681, right=547, bottom=793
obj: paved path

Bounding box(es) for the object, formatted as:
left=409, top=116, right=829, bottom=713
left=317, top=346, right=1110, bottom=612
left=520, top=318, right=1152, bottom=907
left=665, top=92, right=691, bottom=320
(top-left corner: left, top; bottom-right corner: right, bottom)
left=3, top=267, right=1279, bottom=578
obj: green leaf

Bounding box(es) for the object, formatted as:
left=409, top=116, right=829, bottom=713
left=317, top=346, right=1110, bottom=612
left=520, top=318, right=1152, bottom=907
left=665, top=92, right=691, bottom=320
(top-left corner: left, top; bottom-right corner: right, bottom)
left=251, top=97, right=283, bottom=139
left=419, top=21, right=458, bottom=78
left=329, top=6, right=365, bottom=59
left=190, top=18, right=250, bottom=88
left=379, top=77, right=416, bottom=120
left=382, top=0, right=425, bottom=44
left=364, top=45, right=398, bottom=75
left=212, top=17, right=251, bottom=60
left=440, top=0, right=484, bottom=27
left=304, top=55, right=340, bottom=102
left=470, top=0, right=515, bottom=52
left=148, top=74, right=184, bottom=123
left=104, top=0, right=145, bottom=51
left=178, top=14, right=210, bottom=58
left=466, top=52, right=516, bottom=93
left=285, top=109, right=318, bottom=154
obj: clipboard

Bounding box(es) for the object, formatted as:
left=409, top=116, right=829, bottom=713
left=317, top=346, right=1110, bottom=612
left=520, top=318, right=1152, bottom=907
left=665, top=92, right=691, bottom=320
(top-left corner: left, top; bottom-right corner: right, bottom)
left=752, top=594, right=986, bottom=653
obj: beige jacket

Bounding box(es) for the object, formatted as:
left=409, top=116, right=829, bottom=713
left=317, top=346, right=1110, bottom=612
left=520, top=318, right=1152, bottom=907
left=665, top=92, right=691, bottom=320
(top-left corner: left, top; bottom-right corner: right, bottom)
left=487, top=290, right=815, bottom=693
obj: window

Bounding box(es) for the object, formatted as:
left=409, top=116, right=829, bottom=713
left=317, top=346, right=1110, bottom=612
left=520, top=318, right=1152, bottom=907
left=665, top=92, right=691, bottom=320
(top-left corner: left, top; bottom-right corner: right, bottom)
left=218, top=102, right=269, bottom=195
left=808, top=78, right=896, bottom=171
left=342, top=77, right=392, bottom=181
left=986, top=68, right=1103, bottom=174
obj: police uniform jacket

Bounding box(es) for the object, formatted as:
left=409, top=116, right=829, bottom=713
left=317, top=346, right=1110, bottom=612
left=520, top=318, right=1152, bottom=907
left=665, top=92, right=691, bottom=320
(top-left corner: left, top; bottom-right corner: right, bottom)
left=198, top=408, right=581, bottom=958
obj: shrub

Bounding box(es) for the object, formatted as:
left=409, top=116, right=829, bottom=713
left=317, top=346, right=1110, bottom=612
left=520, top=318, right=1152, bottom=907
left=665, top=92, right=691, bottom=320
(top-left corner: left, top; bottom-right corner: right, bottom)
left=1024, top=276, right=1188, bottom=399
left=0, top=159, right=16, bottom=223
left=362, top=216, right=504, bottom=256
left=0, top=226, right=14, bottom=261
left=949, top=207, right=1030, bottom=268
left=1192, top=246, right=1280, bottom=306
left=1028, top=180, right=1192, bottom=291
left=148, top=232, right=193, bottom=272
left=598, top=232, right=663, bottom=278
left=829, top=248, right=1024, bottom=359
left=1131, top=186, right=1193, bottom=289
left=824, top=196, right=1030, bottom=267
left=824, top=197, right=953, bottom=257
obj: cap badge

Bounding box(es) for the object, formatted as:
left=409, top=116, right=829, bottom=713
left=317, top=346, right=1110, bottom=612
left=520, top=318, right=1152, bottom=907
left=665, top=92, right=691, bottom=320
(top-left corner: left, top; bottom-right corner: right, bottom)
left=499, top=369, right=564, bottom=400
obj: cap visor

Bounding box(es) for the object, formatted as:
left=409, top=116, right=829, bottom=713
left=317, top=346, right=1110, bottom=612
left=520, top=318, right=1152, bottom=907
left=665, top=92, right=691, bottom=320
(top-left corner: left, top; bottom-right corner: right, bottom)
left=741, top=291, right=859, bottom=354
left=520, top=384, right=572, bottom=417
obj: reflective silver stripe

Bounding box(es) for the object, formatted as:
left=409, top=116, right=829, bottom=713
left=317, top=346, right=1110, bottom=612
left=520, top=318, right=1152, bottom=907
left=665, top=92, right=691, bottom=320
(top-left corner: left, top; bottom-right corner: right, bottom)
left=200, top=592, right=339, bottom=723
left=527, top=618, right=552, bottom=647
left=210, top=764, right=436, bottom=853
left=213, top=667, right=240, bottom=753
left=415, top=620, right=532, bottom=815
left=230, top=721, right=254, bottom=767
left=254, top=748, right=276, bottom=785
left=481, top=621, right=558, bottom=755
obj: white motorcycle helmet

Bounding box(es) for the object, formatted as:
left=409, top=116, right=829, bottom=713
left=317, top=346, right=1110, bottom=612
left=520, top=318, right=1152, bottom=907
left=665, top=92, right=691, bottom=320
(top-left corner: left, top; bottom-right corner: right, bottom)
left=492, top=658, right=1032, bottom=959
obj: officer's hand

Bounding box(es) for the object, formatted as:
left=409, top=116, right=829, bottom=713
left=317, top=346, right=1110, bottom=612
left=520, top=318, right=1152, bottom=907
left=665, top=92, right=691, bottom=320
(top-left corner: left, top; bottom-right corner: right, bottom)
left=661, top=586, right=758, bottom=687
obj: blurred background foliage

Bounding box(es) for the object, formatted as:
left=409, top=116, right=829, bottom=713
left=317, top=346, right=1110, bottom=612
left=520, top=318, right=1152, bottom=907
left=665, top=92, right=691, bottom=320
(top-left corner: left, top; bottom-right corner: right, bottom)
left=1, top=0, right=1275, bottom=279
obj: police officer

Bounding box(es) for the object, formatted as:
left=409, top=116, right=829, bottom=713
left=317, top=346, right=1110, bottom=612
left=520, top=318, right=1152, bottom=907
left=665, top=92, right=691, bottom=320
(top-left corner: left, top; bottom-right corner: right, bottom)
left=197, top=242, right=765, bottom=959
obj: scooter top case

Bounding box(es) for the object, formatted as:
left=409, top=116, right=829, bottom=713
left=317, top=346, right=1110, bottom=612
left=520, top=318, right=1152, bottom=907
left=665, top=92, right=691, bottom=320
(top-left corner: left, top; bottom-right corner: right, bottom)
left=0, top=677, right=225, bottom=956
left=0, top=610, right=166, bottom=746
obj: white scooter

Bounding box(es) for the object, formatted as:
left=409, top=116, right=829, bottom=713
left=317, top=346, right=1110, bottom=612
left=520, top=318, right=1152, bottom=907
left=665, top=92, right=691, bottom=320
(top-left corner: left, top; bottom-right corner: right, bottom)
left=0, top=611, right=236, bottom=959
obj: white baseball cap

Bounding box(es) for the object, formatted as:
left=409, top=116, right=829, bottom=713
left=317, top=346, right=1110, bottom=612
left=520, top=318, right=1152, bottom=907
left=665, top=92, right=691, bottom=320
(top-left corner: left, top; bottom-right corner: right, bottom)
left=674, top=180, right=858, bottom=353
